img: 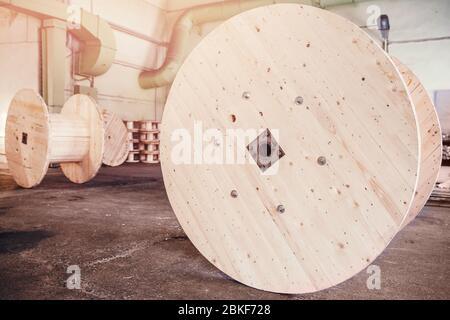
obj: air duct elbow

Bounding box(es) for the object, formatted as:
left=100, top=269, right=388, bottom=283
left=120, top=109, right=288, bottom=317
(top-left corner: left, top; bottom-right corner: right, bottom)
left=0, top=0, right=116, bottom=77
left=70, top=11, right=117, bottom=77
left=138, top=0, right=317, bottom=89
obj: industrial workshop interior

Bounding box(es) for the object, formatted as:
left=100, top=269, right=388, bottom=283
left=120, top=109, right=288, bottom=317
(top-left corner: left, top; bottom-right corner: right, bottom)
left=0, top=0, right=449, bottom=304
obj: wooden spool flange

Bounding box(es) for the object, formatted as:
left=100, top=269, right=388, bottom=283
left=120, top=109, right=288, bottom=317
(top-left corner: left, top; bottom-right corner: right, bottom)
left=0, top=112, right=7, bottom=170
left=6, top=89, right=104, bottom=188
left=161, top=4, right=420, bottom=294
left=102, top=110, right=129, bottom=167
left=393, top=58, right=443, bottom=228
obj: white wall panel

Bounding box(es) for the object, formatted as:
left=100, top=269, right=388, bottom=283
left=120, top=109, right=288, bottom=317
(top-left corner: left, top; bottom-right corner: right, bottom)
left=0, top=0, right=449, bottom=125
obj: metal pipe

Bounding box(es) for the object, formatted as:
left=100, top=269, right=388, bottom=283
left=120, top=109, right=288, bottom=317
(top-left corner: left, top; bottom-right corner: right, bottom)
left=139, top=0, right=368, bottom=89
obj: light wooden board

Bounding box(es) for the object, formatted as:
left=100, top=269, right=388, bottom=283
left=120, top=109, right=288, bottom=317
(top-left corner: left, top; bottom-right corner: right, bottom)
left=393, top=58, right=443, bottom=228
left=102, top=110, right=129, bottom=167
left=161, top=4, right=420, bottom=294
left=60, top=95, right=104, bottom=184
left=5, top=89, right=51, bottom=188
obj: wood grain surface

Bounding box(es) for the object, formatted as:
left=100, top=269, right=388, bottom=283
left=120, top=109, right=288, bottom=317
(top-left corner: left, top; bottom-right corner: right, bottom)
left=60, top=95, right=104, bottom=184
left=161, top=4, right=420, bottom=293
left=102, top=110, right=129, bottom=167
left=5, top=89, right=50, bottom=188
left=393, top=58, right=443, bottom=228
left=5, top=91, right=104, bottom=188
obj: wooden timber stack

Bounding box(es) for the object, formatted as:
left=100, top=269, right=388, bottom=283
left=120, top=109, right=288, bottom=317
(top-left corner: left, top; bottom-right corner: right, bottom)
left=125, top=121, right=141, bottom=163
left=139, top=121, right=161, bottom=164
left=125, top=121, right=161, bottom=164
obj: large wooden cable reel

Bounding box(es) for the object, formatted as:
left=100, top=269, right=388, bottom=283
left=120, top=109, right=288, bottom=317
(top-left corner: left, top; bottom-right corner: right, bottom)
left=161, top=4, right=424, bottom=294
left=6, top=90, right=104, bottom=188
left=392, top=58, right=443, bottom=228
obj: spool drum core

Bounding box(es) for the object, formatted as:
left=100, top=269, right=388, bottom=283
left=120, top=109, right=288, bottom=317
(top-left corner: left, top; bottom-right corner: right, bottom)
left=60, top=95, right=104, bottom=184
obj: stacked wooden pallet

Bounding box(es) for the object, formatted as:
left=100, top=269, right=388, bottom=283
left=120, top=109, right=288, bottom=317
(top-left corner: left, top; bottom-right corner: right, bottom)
left=429, top=187, right=450, bottom=208
left=139, top=121, right=161, bottom=164
left=443, top=146, right=450, bottom=161
left=125, top=120, right=161, bottom=164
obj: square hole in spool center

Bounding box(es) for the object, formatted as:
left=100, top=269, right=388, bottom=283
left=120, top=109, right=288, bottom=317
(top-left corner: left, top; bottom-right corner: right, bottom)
left=22, top=132, right=28, bottom=145
left=247, top=129, right=285, bottom=172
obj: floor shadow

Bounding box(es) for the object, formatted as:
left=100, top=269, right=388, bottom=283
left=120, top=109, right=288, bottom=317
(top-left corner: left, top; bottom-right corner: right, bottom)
left=0, top=230, right=54, bottom=254
left=0, top=175, right=19, bottom=192
left=0, top=207, right=14, bottom=215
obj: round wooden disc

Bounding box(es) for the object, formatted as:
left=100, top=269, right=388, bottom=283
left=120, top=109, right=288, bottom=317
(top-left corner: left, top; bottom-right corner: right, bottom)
left=102, top=110, right=129, bottom=167
left=5, top=89, right=50, bottom=188
left=393, top=58, right=443, bottom=228
left=161, top=4, right=420, bottom=294
left=60, top=95, right=104, bottom=184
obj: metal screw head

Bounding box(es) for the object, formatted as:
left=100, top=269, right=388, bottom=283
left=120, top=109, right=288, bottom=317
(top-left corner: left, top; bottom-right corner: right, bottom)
left=242, top=91, right=251, bottom=100
left=317, top=156, right=327, bottom=166
left=295, top=96, right=304, bottom=105
left=231, top=190, right=238, bottom=198
left=277, top=205, right=286, bottom=214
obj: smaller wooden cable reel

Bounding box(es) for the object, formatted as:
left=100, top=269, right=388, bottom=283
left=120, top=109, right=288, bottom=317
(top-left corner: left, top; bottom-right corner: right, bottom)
left=162, top=4, right=422, bottom=294
left=102, top=110, right=129, bottom=167
left=5, top=89, right=104, bottom=188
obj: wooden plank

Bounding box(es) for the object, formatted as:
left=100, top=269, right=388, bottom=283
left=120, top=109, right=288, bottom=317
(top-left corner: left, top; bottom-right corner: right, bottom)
left=393, top=58, right=443, bottom=228
left=161, top=4, right=420, bottom=294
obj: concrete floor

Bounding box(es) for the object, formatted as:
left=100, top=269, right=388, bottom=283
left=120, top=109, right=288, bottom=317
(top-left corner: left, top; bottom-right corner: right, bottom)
left=0, top=164, right=449, bottom=300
